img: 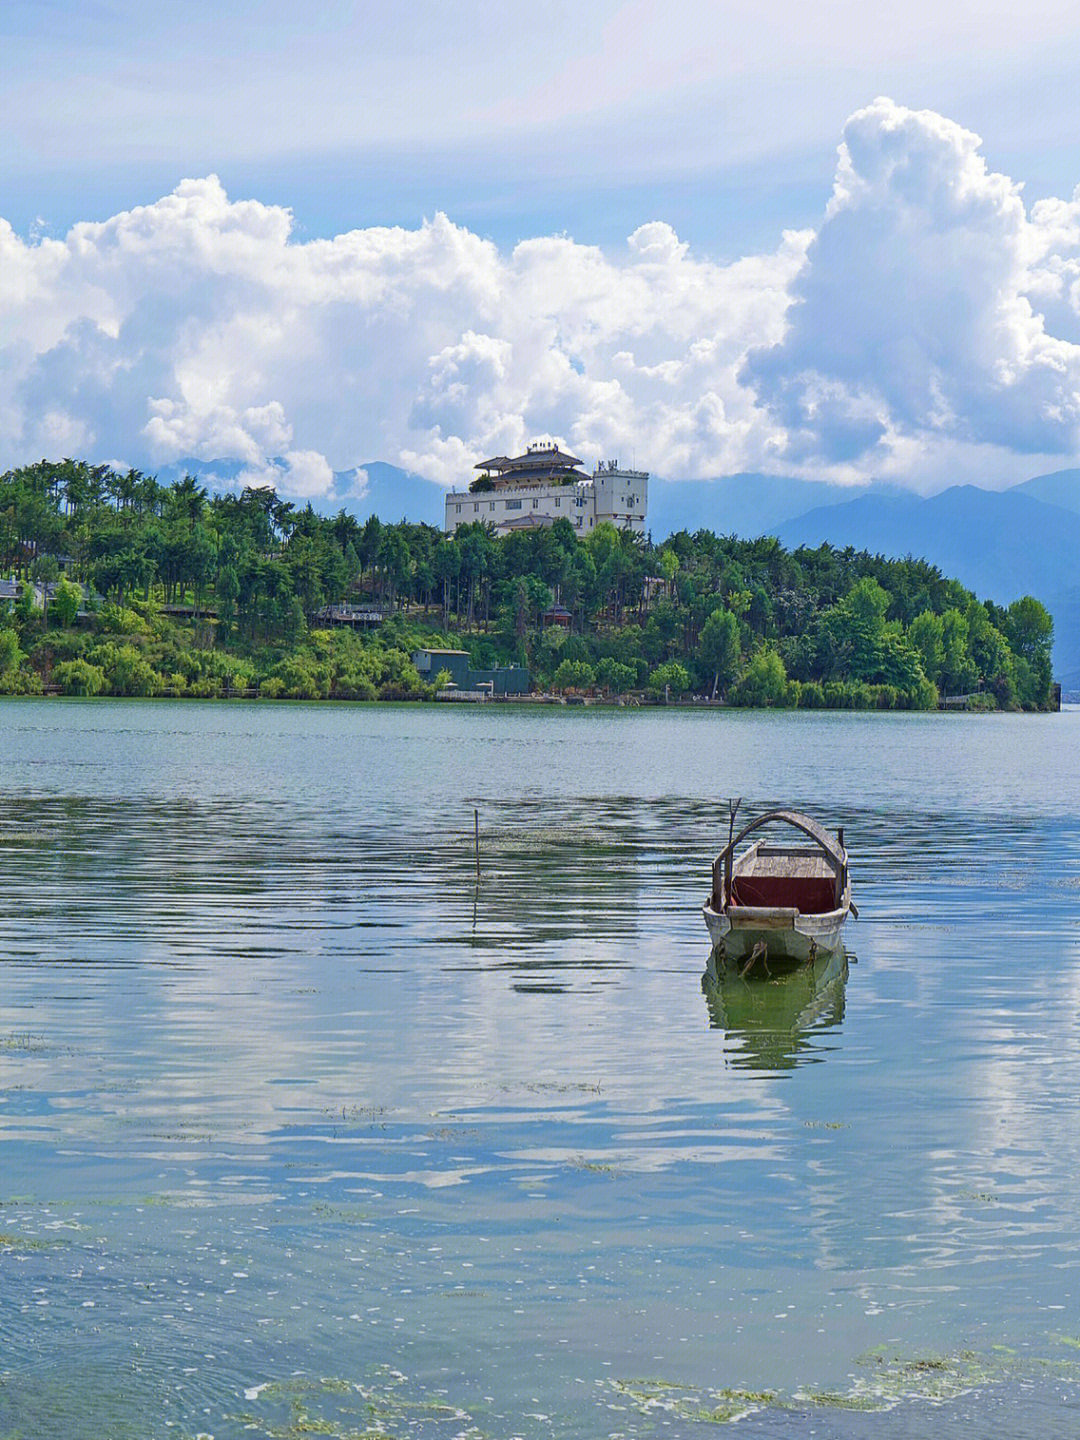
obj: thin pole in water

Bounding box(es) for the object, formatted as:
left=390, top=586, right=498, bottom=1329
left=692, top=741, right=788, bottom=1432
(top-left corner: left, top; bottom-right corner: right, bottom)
left=474, top=808, right=480, bottom=884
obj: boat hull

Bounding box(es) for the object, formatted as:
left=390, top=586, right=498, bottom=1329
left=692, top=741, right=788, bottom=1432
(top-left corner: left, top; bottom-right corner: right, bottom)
left=702, top=902, right=848, bottom=962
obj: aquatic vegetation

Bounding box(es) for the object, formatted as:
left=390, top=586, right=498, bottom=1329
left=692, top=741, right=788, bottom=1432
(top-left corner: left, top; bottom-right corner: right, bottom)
left=796, top=1390, right=884, bottom=1411
left=465, top=825, right=614, bottom=852
left=323, top=1104, right=391, bottom=1124
left=0, top=1231, right=55, bottom=1251
left=231, top=1369, right=481, bottom=1439
left=0, top=1032, right=46, bottom=1052
left=309, top=1201, right=375, bottom=1220
left=612, top=1341, right=1080, bottom=1426
left=570, top=1155, right=621, bottom=1174
left=611, top=1377, right=778, bottom=1424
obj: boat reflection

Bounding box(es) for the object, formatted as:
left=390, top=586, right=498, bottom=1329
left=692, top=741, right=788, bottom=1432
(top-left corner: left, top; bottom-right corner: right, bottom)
left=701, top=948, right=849, bottom=1071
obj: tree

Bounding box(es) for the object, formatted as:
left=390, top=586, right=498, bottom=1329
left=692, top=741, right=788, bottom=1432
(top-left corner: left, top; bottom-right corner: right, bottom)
left=359, top=515, right=384, bottom=587
left=216, top=565, right=240, bottom=639
left=818, top=576, right=889, bottom=681
left=1006, top=596, right=1054, bottom=708
left=939, top=608, right=978, bottom=696
left=456, top=525, right=495, bottom=628
left=0, top=628, right=23, bottom=673
left=698, top=608, right=740, bottom=699
left=1006, top=595, right=1053, bottom=661
left=596, top=657, right=636, bottom=695
left=169, top=475, right=208, bottom=531
left=647, top=659, right=691, bottom=700
left=553, top=658, right=596, bottom=693
left=433, top=537, right=461, bottom=625
left=51, top=576, right=83, bottom=628
left=908, top=610, right=944, bottom=687
left=377, top=528, right=412, bottom=608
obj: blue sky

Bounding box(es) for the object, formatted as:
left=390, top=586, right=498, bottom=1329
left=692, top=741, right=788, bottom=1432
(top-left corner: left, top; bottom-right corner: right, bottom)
left=7, top=0, right=1080, bottom=251
left=4, top=1, right=1080, bottom=500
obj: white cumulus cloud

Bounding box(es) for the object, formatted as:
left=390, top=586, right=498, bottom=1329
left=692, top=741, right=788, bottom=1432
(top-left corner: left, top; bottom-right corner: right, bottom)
left=5, top=104, right=1080, bottom=503
left=744, top=98, right=1080, bottom=479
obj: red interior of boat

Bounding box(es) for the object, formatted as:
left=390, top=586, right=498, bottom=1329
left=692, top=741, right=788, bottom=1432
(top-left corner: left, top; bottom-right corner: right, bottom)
left=729, top=875, right=837, bottom=913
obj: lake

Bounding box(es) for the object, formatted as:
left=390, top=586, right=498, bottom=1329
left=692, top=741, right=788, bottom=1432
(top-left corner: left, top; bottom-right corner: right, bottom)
left=2, top=698, right=1080, bottom=1439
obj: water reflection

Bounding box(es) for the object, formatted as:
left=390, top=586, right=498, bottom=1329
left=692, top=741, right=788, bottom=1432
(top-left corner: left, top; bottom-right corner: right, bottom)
left=701, top=949, right=849, bottom=1070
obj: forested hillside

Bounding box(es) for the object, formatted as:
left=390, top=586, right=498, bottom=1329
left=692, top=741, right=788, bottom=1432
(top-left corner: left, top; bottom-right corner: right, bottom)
left=0, top=459, right=1055, bottom=709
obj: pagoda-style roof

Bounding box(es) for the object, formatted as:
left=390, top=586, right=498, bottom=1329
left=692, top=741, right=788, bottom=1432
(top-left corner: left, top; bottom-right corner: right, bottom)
left=475, top=443, right=585, bottom=486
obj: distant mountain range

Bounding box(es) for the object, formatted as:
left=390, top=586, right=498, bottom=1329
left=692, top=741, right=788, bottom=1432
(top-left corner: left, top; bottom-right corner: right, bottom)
left=158, top=455, right=1080, bottom=685
left=771, top=473, right=1080, bottom=686
left=653, top=469, right=1080, bottom=684
left=154, top=456, right=447, bottom=526
left=646, top=474, right=891, bottom=539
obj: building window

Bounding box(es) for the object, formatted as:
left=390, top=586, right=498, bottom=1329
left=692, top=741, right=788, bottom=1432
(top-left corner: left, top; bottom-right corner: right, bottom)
left=473, top=503, right=479, bottom=512
left=490, top=501, right=496, bottom=511
left=506, top=499, right=522, bottom=510
left=455, top=504, right=461, bottom=513
left=555, top=497, right=561, bottom=507
left=574, top=517, right=582, bottom=527
left=533, top=499, right=539, bottom=508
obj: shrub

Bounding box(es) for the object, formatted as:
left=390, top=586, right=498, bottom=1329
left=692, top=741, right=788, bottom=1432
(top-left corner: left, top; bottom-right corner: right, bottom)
left=51, top=577, right=83, bottom=628
left=730, top=649, right=792, bottom=707
left=97, top=603, right=149, bottom=636
left=966, top=692, right=998, bottom=712
left=333, top=670, right=378, bottom=701
left=265, top=656, right=332, bottom=700
left=189, top=675, right=224, bottom=698
left=906, top=676, right=939, bottom=711
left=53, top=659, right=106, bottom=696
left=89, top=642, right=160, bottom=696
left=32, top=631, right=88, bottom=664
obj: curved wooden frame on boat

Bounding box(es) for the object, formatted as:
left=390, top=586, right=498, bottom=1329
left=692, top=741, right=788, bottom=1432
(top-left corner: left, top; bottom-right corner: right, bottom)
left=703, top=809, right=852, bottom=967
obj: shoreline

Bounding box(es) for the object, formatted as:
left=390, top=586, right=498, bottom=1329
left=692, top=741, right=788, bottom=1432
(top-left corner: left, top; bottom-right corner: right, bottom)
left=1, top=688, right=1062, bottom=713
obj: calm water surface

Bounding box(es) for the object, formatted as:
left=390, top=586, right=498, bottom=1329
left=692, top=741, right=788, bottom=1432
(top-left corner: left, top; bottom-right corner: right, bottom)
left=2, top=699, right=1080, bottom=1438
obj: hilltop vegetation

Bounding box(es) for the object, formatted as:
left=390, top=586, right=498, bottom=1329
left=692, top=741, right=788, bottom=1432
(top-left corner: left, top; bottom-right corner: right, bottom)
left=0, top=458, right=1055, bottom=709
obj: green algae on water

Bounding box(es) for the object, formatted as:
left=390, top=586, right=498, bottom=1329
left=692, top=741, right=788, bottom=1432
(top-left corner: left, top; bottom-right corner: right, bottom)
left=231, top=1369, right=483, bottom=1440
left=612, top=1341, right=1080, bottom=1427
left=612, top=1378, right=778, bottom=1424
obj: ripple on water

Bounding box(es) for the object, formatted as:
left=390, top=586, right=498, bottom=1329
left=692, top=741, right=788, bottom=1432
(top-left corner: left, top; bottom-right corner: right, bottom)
left=3, top=704, right=1080, bottom=1438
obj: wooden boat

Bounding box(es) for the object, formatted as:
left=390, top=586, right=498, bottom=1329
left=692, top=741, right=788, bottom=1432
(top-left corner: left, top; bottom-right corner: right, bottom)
left=703, top=809, right=852, bottom=965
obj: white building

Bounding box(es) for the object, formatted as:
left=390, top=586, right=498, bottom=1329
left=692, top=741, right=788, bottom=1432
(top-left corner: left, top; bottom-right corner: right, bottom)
left=444, top=443, right=648, bottom=538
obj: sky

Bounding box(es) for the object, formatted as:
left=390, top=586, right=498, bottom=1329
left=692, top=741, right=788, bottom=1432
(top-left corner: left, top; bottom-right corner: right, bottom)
left=4, top=0, right=1080, bottom=503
